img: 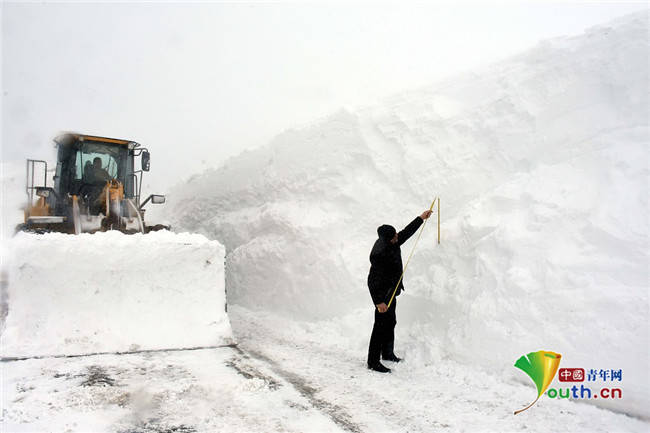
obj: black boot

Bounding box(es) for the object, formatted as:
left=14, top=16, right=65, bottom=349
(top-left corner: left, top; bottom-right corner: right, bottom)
left=367, top=362, right=391, bottom=373
left=382, top=354, right=402, bottom=363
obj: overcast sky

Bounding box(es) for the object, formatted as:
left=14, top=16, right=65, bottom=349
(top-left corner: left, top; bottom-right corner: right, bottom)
left=1, top=1, right=646, bottom=190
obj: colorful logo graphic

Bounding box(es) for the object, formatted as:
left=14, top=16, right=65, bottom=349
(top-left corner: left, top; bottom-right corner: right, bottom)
left=558, top=368, right=584, bottom=382
left=513, top=350, right=562, bottom=414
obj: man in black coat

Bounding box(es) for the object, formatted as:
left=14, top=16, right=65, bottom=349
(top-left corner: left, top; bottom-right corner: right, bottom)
left=367, top=209, right=433, bottom=373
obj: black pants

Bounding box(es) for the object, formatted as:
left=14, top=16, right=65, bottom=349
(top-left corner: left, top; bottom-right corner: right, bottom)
left=367, top=298, right=397, bottom=365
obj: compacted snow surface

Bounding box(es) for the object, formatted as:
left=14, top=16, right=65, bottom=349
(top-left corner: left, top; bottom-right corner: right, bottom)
left=2, top=347, right=341, bottom=433
left=2, top=307, right=649, bottom=432
left=2, top=11, right=649, bottom=433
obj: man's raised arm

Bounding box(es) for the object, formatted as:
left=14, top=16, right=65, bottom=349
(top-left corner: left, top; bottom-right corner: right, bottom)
left=397, top=210, right=433, bottom=246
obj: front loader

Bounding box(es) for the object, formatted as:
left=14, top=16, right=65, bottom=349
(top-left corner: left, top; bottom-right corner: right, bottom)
left=21, top=133, right=167, bottom=234
left=1, top=133, right=233, bottom=360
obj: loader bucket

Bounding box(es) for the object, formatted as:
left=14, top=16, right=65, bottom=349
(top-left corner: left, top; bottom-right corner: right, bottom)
left=0, top=231, right=233, bottom=359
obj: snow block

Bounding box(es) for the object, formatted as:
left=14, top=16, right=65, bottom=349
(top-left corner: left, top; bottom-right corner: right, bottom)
left=0, top=231, right=233, bottom=358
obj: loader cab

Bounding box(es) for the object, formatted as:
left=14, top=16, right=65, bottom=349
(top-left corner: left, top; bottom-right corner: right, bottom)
left=53, top=134, right=145, bottom=213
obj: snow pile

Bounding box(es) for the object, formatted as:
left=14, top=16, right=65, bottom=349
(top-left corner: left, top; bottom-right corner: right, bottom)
left=1, top=231, right=232, bottom=358
left=155, top=12, right=648, bottom=417
left=1, top=161, right=30, bottom=241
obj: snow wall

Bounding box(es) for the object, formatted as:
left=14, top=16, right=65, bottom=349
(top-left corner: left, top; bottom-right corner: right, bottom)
left=0, top=231, right=233, bottom=358
left=153, top=12, right=648, bottom=417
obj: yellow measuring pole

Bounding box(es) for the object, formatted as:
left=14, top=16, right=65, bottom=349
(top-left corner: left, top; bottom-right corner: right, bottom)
left=384, top=197, right=438, bottom=310
left=437, top=197, right=440, bottom=244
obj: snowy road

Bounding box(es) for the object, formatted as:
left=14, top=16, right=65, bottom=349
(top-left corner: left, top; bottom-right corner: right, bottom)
left=229, top=306, right=649, bottom=433
left=2, top=306, right=648, bottom=432
left=1, top=345, right=341, bottom=432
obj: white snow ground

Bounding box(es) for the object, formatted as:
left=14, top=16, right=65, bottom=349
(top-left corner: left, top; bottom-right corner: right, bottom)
left=2, top=347, right=342, bottom=433
left=228, top=305, right=650, bottom=433
left=2, top=307, right=648, bottom=432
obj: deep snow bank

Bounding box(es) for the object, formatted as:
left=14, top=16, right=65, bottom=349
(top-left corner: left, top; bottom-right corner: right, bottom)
left=0, top=161, right=29, bottom=242
left=1, top=231, right=232, bottom=358
left=155, top=12, right=648, bottom=417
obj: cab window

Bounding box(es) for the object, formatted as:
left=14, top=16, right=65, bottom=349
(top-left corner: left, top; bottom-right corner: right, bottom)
left=73, top=144, right=121, bottom=181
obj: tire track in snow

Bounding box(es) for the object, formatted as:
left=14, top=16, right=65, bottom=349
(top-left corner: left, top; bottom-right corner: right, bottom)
left=225, top=354, right=282, bottom=391
left=232, top=345, right=364, bottom=433
left=0, top=344, right=237, bottom=363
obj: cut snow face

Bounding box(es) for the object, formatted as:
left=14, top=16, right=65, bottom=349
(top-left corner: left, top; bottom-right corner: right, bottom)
left=156, top=12, right=649, bottom=418
left=0, top=231, right=233, bottom=358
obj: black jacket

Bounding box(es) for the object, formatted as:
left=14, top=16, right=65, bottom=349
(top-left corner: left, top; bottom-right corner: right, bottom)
left=367, top=216, right=423, bottom=305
